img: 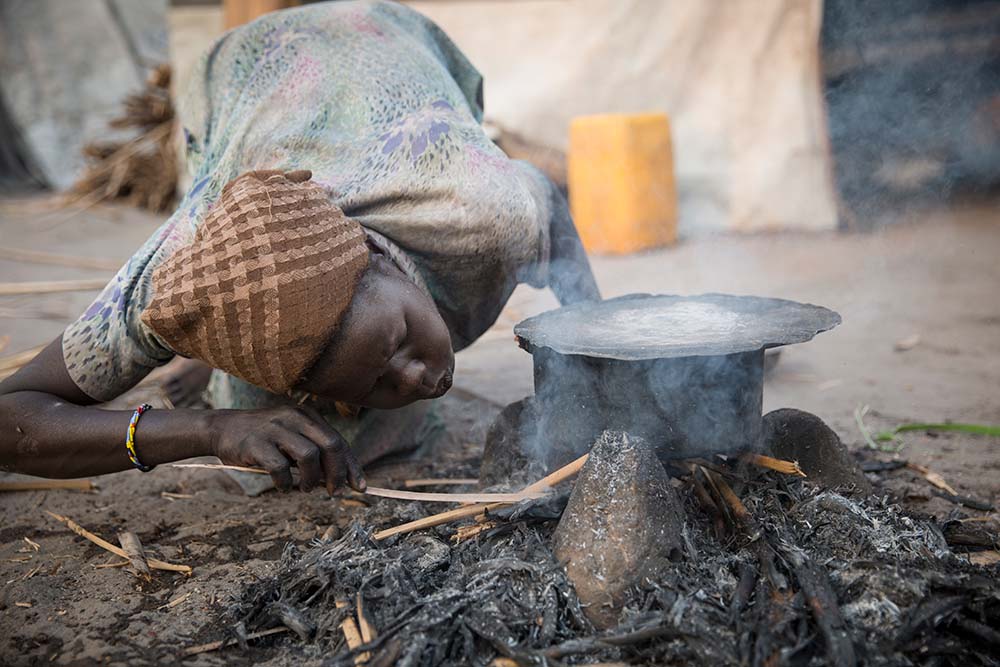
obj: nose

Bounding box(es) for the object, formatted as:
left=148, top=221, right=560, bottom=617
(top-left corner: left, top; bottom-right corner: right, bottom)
left=392, top=360, right=425, bottom=396
left=422, top=360, right=454, bottom=398
left=432, top=366, right=453, bottom=397
left=394, top=358, right=453, bottom=399
left=389, top=360, right=435, bottom=398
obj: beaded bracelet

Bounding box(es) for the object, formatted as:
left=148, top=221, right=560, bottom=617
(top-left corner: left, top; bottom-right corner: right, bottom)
left=125, top=404, right=154, bottom=472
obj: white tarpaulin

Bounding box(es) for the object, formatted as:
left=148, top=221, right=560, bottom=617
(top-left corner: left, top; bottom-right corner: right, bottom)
left=408, top=0, right=838, bottom=234
left=0, top=0, right=168, bottom=190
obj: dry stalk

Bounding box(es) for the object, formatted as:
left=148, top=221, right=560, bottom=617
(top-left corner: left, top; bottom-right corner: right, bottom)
left=0, top=478, right=95, bottom=492
left=741, top=453, right=807, bottom=477
left=171, top=463, right=268, bottom=474
left=373, top=453, right=589, bottom=541
left=0, top=247, right=120, bottom=271
left=182, top=627, right=289, bottom=656
left=697, top=465, right=736, bottom=529
left=689, top=467, right=728, bottom=539
left=364, top=487, right=544, bottom=504
left=0, top=279, right=108, bottom=296
left=403, top=478, right=479, bottom=488
left=452, top=521, right=498, bottom=544
left=341, top=616, right=364, bottom=654
left=906, top=462, right=959, bottom=496
left=171, top=463, right=544, bottom=503
left=711, top=472, right=751, bottom=523
left=94, top=560, right=130, bottom=570
left=158, top=592, right=191, bottom=610
left=969, top=550, right=1000, bottom=566
left=68, top=121, right=176, bottom=213
left=67, top=62, right=175, bottom=213
left=356, top=594, right=377, bottom=663
left=45, top=511, right=191, bottom=575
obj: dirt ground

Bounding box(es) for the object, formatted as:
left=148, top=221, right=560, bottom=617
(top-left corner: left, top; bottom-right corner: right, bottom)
left=1, top=193, right=998, bottom=665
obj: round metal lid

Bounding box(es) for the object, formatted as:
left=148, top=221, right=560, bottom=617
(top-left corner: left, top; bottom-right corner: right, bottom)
left=514, top=293, right=841, bottom=360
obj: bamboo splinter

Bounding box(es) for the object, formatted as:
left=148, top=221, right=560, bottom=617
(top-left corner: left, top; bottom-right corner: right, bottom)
left=403, top=478, right=479, bottom=488
left=740, top=453, right=807, bottom=477
left=182, top=627, right=289, bottom=656
left=0, top=479, right=95, bottom=492
left=372, top=453, right=590, bottom=541
left=356, top=593, right=376, bottom=664
left=341, top=616, right=364, bottom=651
left=170, top=464, right=546, bottom=503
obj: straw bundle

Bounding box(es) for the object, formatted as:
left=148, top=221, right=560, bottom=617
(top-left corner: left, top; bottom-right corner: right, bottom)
left=69, top=64, right=178, bottom=213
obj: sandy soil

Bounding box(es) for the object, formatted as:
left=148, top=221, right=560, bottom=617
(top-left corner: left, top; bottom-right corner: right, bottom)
left=0, top=386, right=494, bottom=666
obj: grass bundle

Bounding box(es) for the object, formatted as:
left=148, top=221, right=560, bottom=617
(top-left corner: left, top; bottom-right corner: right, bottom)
left=68, top=64, right=178, bottom=213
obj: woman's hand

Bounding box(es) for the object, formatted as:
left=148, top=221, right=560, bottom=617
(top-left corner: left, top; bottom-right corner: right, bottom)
left=208, top=406, right=366, bottom=495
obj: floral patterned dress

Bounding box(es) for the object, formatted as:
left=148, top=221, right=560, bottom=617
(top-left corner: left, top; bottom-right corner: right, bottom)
left=62, top=0, right=558, bottom=437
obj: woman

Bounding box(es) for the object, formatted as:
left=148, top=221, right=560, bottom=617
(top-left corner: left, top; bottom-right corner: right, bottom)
left=0, top=1, right=598, bottom=495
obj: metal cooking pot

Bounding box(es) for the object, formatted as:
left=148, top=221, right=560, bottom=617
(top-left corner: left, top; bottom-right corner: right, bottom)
left=514, top=293, right=841, bottom=466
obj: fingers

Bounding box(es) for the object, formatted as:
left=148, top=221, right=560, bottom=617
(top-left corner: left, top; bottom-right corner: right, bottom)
left=234, top=407, right=365, bottom=495
left=274, top=432, right=324, bottom=493
left=292, top=406, right=367, bottom=494
left=250, top=441, right=294, bottom=492
left=344, top=451, right=367, bottom=494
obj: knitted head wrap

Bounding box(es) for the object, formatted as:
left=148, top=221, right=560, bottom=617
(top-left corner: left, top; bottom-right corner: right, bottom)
left=141, top=170, right=370, bottom=393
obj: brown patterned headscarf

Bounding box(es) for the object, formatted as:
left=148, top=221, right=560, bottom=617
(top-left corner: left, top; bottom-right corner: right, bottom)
left=141, top=170, right=370, bottom=393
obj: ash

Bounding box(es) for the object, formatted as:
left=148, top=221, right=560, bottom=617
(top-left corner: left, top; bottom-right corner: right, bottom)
left=229, top=474, right=1000, bottom=666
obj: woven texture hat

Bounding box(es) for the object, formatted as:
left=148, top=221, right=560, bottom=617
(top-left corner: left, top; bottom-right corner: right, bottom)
left=142, top=170, right=370, bottom=393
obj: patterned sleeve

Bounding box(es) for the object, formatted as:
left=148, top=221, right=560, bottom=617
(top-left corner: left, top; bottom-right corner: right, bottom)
left=62, top=212, right=195, bottom=402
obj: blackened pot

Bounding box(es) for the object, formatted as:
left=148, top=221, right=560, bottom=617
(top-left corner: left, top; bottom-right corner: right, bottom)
left=514, top=294, right=840, bottom=466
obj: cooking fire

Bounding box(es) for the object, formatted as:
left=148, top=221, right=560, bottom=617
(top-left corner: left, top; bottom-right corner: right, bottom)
left=226, top=294, right=1000, bottom=666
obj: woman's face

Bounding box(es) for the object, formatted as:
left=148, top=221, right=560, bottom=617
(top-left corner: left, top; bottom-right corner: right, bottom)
left=298, top=255, right=454, bottom=409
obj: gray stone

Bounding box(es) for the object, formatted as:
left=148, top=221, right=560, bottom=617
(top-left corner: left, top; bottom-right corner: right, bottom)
left=553, top=431, right=685, bottom=629
left=764, top=408, right=872, bottom=495
left=478, top=396, right=546, bottom=488
left=225, top=468, right=275, bottom=497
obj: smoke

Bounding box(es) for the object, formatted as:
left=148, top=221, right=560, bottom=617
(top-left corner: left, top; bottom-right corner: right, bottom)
left=510, top=292, right=769, bottom=470
left=525, top=347, right=764, bottom=469
left=822, top=0, right=1000, bottom=225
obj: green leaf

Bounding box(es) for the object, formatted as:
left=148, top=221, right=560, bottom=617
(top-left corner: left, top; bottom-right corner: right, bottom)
left=876, top=422, right=1000, bottom=439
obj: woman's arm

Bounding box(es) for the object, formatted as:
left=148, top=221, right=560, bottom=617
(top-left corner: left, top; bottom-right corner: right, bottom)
left=0, top=336, right=365, bottom=493
left=546, top=186, right=601, bottom=306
